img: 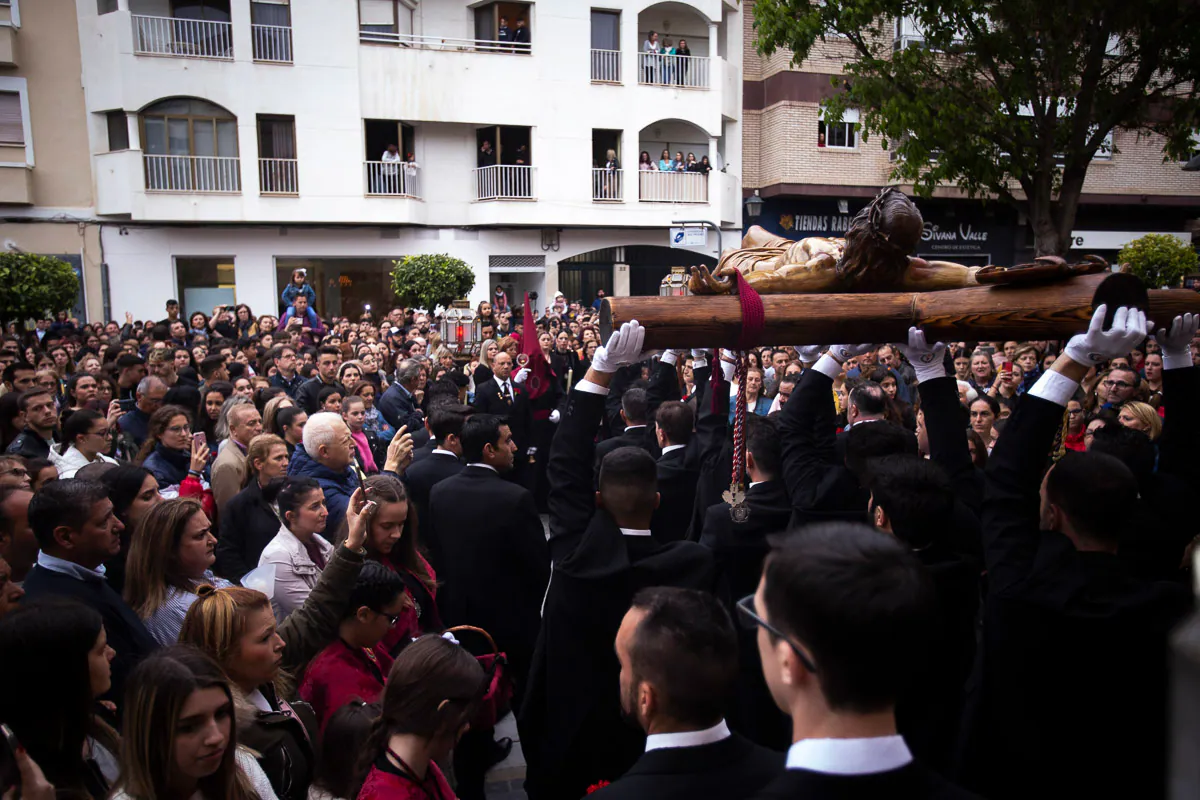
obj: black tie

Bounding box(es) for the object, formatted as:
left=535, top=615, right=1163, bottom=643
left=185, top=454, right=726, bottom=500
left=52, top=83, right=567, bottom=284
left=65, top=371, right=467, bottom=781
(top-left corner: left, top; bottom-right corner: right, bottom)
left=502, top=382, right=513, bottom=404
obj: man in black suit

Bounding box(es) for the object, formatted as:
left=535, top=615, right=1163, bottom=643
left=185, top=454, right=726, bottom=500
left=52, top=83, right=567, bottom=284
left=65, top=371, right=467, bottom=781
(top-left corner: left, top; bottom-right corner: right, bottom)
left=400, top=404, right=470, bottom=570
left=746, top=523, right=979, bottom=800
left=650, top=400, right=698, bottom=543
left=833, top=379, right=918, bottom=461
left=426, top=412, right=548, bottom=800
left=779, top=344, right=913, bottom=528
left=595, top=386, right=652, bottom=469
left=700, top=414, right=792, bottom=750
left=471, top=350, right=533, bottom=486
left=20, top=480, right=159, bottom=706
left=294, top=345, right=344, bottom=414
left=378, top=357, right=428, bottom=444
left=591, top=587, right=782, bottom=800
left=521, top=321, right=714, bottom=800
left=958, top=307, right=1193, bottom=800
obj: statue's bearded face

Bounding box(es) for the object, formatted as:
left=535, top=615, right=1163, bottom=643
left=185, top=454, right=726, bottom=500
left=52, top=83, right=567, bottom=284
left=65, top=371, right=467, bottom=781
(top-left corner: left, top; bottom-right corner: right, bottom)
left=839, top=189, right=923, bottom=289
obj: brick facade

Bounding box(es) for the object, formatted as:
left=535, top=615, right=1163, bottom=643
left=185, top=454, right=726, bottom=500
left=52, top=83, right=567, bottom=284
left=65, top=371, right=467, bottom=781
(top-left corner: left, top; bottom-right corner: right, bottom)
left=742, top=0, right=1200, bottom=200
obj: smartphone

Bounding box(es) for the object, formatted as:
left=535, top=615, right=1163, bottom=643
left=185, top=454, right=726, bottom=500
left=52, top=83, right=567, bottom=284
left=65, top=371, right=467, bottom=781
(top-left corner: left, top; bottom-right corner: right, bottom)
left=193, top=431, right=207, bottom=449
left=1002, top=361, right=1013, bottom=374
left=0, top=724, right=20, bottom=793
left=118, top=397, right=135, bottom=412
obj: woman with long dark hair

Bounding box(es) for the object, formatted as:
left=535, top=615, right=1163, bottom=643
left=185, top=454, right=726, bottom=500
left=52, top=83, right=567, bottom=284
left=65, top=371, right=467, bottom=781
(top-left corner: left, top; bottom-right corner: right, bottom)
left=100, top=464, right=163, bottom=595
left=0, top=598, right=121, bottom=798
left=138, top=405, right=215, bottom=519
left=357, top=635, right=485, bottom=799
left=345, top=475, right=439, bottom=654
left=124, top=498, right=231, bottom=646
left=111, top=647, right=273, bottom=800
left=258, top=476, right=334, bottom=622
left=54, top=408, right=119, bottom=478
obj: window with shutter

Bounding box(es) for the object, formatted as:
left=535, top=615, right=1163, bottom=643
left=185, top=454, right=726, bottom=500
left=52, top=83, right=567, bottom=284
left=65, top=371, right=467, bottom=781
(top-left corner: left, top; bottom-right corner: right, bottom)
left=0, top=92, right=24, bottom=146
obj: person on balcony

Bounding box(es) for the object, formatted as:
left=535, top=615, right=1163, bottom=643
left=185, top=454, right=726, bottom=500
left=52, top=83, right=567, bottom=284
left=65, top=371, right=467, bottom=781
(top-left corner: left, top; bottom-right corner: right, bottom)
left=673, top=151, right=687, bottom=172
left=478, top=140, right=496, bottom=168
left=695, top=155, right=713, bottom=175
left=662, top=38, right=676, bottom=84
left=512, top=17, right=530, bottom=52
left=638, top=151, right=656, bottom=171
left=642, top=31, right=659, bottom=83
left=657, top=149, right=674, bottom=172
left=497, top=15, right=511, bottom=47
left=676, top=38, right=691, bottom=85
left=380, top=144, right=402, bottom=194
left=684, top=153, right=699, bottom=171
left=602, top=149, right=620, bottom=199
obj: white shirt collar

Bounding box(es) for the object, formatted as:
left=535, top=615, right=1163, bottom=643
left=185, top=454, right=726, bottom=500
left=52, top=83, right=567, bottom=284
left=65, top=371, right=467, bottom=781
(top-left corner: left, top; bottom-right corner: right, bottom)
left=623, top=424, right=647, bottom=431
left=432, top=448, right=458, bottom=458
left=661, top=444, right=686, bottom=455
left=785, top=736, right=912, bottom=775
left=619, top=527, right=652, bottom=537
left=468, top=463, right=498, bottom=473
left=845, top=417, right=884, bottom=430
left=645, top=720, right=731, bottom=752
left=749, top=480, right=766, bottom=488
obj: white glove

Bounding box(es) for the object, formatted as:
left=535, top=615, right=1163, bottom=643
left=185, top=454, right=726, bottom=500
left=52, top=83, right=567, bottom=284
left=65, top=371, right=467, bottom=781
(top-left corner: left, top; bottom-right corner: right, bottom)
left=1155, top=313, right=1198, bottom=370
left=719, top=349, right=737, bottom=382
left=591, top=320, right=647, bottom=373
left=794, top=345, right=823, bottom=363
left=690, top=348, right=710, bottom=359
left=549, top=409, right=561, bottom=423
left=828, top=343, right=874, bottom=363
left=662, top=349, right=686, bottom=366
left=897, top=327, right=946, bottom=383
left=512, top=367, right=530, bottom=385
left=1064, top=305, right=1147, bottom=367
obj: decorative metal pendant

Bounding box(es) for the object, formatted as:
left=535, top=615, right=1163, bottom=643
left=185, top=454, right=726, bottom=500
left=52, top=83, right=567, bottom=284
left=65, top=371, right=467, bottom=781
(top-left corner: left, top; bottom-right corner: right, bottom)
left=413, top=600, right=422, bottom=620
left=730, top=504, right=750, bottom=523
left=723, top=484, right=749, bottom=523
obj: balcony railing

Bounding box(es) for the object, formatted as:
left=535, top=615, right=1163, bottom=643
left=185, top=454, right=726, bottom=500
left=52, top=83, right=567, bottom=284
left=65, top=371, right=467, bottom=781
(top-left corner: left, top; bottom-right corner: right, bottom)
left=252, top=23, right=293, bottom=63
left=473, top=165, right=535, bottom=201
left=638, top=170, right=708, bottom=203
left=145, top=154, right=241, bottom=193
left=359, top=30, right=532, bottom=55
left=592, top=168, right=623, bottom=202
left=638, top=53, right=709, bottom=89
left=364, top=161, right=422, bottom=199
left=259, top=158, right=298, bottom=195
left=133, top=15, right=234, bottom=60
left=590, top=49, right=620, bottom=83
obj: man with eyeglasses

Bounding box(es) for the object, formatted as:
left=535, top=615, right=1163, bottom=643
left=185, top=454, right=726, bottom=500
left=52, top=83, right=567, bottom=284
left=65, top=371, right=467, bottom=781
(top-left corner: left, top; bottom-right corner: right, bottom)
left=1100, top=366, right=1140, bottom=408
left=297, top=561, right=406, bottom=730
left=741, top=523, right=976, bottom=799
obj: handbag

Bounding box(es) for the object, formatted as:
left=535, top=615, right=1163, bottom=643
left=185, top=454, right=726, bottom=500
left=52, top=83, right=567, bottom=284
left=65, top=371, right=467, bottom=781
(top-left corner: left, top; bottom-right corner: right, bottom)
left=445, top=625, right=513, bottom=729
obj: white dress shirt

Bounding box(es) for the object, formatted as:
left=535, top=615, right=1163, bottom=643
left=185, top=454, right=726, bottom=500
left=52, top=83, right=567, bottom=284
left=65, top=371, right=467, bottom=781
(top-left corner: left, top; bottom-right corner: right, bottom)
left=645, top=719, right=731, bottom=752
left=786, top=735, right=913, bottom=775
left=467, top=462, right=498, bottom=474
left=432, top=448, right=458, bottom=458
left=661, top=444, right=686, bottom=456
left=618, top=527, right=652, bottom=537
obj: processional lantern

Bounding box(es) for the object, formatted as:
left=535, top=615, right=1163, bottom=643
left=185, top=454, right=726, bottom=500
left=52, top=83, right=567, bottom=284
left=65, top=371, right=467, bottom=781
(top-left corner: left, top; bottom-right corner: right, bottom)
left=659, top=266, right=692, bottom=297
left=440, top=300, right=478, bottom=356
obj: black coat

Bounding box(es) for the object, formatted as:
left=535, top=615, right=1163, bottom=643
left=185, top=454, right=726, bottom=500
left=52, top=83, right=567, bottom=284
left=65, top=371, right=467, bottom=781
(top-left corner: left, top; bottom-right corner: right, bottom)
left=427, top=465, right=548, bottom=689
left=409, top=438, right=436, bottom=464
left=777, top=367, right=869, bottom=527
left=6, top=428, right=51, bottom=459
left=294, top=376, right=344, bottom=415
left=377, top=382, right=425, bottom=435
left=651, top=446, right=699, bottom=543
left=700, top=479, right=794, bottom=750
left=752, top=763, right=981, bottom=800
left=589, top=732, right=782, bottom=800
left=521, top=386, right=715, bottom=800
left=958, top=390, right=1191, bottom=800
left=472, top=376, right=533, bottom=455
left=213, top=480, right=281, bottom=582
left=21, top=565, right=159, bottom=706
left=400, top=450, right=463, bottom=570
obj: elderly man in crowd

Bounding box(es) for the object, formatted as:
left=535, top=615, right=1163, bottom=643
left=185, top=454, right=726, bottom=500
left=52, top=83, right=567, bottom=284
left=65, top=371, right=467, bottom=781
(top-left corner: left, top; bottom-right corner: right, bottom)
left=210, top=403, right=264, bottom=513
left=287, top=411, right=360, bottom=540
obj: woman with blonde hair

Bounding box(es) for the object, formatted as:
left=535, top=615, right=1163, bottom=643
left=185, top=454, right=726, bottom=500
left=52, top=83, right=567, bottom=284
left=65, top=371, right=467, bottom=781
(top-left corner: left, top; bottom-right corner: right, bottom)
left=214, top=434, right=289, bottom=581
left=124, top=497, right=232, bottom=646
left=180, top=487, right=374, bottom=800
left=112, top=647, right=275, bottom=800
left=1118, top=400, right=1162, bottom=440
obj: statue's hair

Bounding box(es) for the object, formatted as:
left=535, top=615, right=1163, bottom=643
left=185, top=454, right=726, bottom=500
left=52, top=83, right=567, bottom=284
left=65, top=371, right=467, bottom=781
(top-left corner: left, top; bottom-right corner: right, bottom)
left=838, top=187, right=923, bottom=291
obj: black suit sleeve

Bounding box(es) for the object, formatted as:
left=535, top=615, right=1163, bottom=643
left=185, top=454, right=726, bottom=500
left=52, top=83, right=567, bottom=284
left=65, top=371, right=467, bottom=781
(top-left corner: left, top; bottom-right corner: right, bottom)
left=918, top=376, right=980, bottom=511
left=213, top=495, right=251, bottom=580
left=1158, top=366, right=1200, bottom=486
left=981, top=391, right=1065, bottom=594
left=512, top=488, right=551, bottom=595
left=548, top=388, right=606, bottom=562
left=778, top=366, right=837, bottom=512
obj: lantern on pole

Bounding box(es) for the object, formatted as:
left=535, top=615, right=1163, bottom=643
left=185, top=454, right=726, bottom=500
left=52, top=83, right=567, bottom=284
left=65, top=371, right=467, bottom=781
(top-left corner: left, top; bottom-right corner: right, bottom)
left=659, top=266, right=691, bottom=297
left=439, top=300, right=478, bottom=357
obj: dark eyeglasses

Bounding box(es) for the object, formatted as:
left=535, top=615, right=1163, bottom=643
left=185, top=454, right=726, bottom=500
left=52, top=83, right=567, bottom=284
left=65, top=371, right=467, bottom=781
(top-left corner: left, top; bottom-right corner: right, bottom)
left=735, top=594, right=818, bottom=674
left=1103, top=380, right=1134, bottom=390
left=374, top=609, right=400, bottom=626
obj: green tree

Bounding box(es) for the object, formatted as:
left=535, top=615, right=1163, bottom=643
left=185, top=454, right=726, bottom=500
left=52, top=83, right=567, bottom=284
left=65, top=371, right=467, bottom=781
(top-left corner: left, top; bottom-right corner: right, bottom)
left=1118, top=233, right=1198, bottom=289
left=0, top=252, right=80, bottom=331
left=390, top=254, right=476, bottom=312
left=753, top=0, right=1200, bottom=256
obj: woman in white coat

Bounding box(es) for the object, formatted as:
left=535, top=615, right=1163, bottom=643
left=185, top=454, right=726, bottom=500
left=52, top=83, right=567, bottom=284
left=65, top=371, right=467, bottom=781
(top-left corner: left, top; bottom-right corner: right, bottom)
left=257, top=476, right=334, bottom=622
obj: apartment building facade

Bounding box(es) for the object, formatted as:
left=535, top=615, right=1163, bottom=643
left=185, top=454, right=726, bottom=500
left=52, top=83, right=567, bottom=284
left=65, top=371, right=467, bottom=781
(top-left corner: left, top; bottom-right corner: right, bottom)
left=77, top=0, right=743, bottom=321
left=0, top=0, right=105, bottom=321
left=741, top=1, right=1200, bottom=268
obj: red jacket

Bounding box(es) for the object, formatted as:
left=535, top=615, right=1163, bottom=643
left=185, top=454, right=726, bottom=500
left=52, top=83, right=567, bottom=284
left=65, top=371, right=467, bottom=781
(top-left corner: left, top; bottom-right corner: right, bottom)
left=357, top=761, right=454, bottom=799
left=375, top=553, right=438, bottom=654
left=298, top=638, right=392, bottom=729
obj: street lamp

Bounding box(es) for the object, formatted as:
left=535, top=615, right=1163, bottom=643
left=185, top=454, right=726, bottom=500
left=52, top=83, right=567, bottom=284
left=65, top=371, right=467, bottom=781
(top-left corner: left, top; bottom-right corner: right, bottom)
left=744, top=189, right=764, bottom=220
